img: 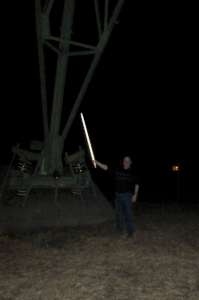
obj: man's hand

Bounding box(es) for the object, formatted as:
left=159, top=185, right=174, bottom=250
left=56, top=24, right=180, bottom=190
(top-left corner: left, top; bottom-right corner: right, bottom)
left=92, top=160, right=97, bottom=168
left=92, top=159, right=98, bottom=167
left=132, top=194, right=137, bottom=203
left=93, top=160, right=108, bottom=171
left=132, top=184, right=139, bottom=203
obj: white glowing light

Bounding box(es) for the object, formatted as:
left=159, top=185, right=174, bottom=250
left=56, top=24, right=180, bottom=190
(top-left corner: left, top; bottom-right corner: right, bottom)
left=172, top=164, right=180, bottom=172
left=80, top=112, right=96, bottom=168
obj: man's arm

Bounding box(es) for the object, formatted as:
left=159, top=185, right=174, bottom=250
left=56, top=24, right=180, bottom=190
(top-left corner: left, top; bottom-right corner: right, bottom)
left=134, top=184, right=139, bottom=195
left=132, top=184, right=139, bottom=203
left=94, top=160, right=108, bottom=171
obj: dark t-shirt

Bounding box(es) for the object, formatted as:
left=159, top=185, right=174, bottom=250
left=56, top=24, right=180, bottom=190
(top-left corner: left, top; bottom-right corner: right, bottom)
left=109, top=168, right=138, bottom=194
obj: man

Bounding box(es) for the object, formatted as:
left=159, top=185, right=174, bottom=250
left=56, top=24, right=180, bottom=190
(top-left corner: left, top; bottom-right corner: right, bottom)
left=94, top=156, right=139, bottom=237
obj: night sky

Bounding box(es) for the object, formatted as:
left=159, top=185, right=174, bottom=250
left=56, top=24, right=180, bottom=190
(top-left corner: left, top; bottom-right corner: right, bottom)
left=1, top=1, right=198, bottom=196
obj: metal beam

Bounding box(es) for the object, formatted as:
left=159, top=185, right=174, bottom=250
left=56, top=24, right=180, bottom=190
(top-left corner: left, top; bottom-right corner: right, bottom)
left=35, top=0, right=49, bottom=140
left=62, top=0, right=125, bottom=141
left=48, top=0, right=75, bottom=173
left=46, top=40, right=95, bottom=56
left=104, top=0, right=109, bottom=29
left=43, top=0, right=55, bottom=15
left=70, top=41, right=96, bottom=50
left=47, top=36, right=64, bottom=43
left=50, top=0, right=75, bottom=138
left=45, top=41, right=61, bottom=54
left=69, top=50, right=95, bottom=56
left=94, top=0, right=102, bottom=39
left=47, top=36, right=96, bottom=48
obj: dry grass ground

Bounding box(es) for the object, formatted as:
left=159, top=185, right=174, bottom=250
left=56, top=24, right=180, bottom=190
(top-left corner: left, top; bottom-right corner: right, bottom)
left=0, top=204, right=198, bottom=300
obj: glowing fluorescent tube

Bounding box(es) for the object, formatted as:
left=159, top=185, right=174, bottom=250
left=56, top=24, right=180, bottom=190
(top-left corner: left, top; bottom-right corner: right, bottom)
left=80, top=112, right=96, bottom=168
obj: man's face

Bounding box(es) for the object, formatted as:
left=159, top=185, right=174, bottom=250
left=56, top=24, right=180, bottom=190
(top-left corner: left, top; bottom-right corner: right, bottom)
left=122, top=157, right=132, bottom=170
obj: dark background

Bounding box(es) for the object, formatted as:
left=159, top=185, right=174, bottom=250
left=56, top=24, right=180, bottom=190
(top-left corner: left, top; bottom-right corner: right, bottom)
left=0, top=1, right=198, bottom=201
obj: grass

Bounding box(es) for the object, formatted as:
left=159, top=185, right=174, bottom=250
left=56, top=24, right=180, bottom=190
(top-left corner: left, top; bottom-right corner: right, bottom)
left=0, top=203, right=198, bottom=300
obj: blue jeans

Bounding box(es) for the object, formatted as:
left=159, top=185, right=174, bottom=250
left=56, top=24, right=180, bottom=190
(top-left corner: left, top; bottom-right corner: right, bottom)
left=115, top=192, right=135, bottom=235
